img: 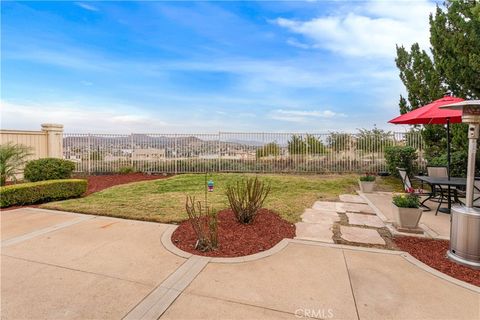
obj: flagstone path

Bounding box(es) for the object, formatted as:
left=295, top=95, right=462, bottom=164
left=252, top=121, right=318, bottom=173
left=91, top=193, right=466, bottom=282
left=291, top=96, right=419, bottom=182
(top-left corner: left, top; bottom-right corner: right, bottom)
left=295, top=194, right=392, bottom=248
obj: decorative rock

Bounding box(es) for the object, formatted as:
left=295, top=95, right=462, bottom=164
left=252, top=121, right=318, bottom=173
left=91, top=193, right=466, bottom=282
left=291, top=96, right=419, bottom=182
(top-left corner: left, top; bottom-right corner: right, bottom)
left=295, top=222, right=334, bottom=243
left=339, top=203, right=375, bottom=214
left=301, top=209, right=339, bottom=224
left=339, top=194, right=367, bottom=204
left=346, top=212, right=385, bottom=228
left=340, top=226, right=385, bottom=245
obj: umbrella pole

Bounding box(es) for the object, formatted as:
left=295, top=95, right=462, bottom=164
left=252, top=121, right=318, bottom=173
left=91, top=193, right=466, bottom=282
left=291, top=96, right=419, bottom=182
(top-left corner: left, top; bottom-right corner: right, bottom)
left=447, top=119, right=452, bottom=212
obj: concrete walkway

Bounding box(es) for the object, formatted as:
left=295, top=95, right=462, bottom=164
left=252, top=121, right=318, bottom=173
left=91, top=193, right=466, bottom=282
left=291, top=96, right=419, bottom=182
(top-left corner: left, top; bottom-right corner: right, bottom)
left=295, top=194, right=390, bottom=247
left=1, top=208, right=478, bottom=319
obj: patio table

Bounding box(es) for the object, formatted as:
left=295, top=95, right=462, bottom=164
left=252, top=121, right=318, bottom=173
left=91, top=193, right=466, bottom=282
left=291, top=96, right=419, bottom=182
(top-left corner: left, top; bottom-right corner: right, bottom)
left=414, top=176, right=480, bottom=213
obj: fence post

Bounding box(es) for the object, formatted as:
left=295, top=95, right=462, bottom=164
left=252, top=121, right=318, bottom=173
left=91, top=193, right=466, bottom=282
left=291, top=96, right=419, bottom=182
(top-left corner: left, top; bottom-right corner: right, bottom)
left=174, top=134, right=178, bottom=174
left=130, top=134, right=134, bottom=169
left=41, top=123, right=63, bottom=158
left=87, top=133, right=91, bottom=174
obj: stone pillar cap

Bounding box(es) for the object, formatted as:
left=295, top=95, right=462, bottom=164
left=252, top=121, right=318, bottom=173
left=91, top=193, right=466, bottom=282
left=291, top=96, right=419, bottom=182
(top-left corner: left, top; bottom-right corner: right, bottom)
left=41, top=123, right=64, bottom=131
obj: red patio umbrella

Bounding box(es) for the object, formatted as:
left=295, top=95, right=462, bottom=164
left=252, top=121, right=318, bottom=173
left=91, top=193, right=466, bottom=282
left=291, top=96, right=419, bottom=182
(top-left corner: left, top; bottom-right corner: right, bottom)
left=389, top=95, right=465, bottom=213
left=389, top=96, right=464, bottom=125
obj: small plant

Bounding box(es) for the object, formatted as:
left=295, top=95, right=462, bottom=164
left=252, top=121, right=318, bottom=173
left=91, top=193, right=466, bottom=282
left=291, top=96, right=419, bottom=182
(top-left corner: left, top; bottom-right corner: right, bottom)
left=118, top=166, right=135, bottom=174
left=359, top=174, right=376, bottom=182
left=185, top=196, right=218, bottom=251
left=24, top=158, right=75, bottom=182
left=392, top=193, right=420, bottom=208
left=226, top=176, right=271, bottom=224
left=0, top=143, right=32, bottom=186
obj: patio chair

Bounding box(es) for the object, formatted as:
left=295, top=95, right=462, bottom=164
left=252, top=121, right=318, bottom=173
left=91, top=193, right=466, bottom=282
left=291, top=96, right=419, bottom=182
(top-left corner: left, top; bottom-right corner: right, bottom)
left=397, top=167, right=431, bottom=211
left=426, top=166, right=459, bottom=215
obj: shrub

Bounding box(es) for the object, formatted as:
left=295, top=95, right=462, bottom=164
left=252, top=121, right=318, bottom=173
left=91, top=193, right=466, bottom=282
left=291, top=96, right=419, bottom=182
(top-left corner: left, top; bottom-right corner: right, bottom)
left=359, top=175, right=376, bottom=182
left=0, top=143, right=32, bottom=186
left=0, top=179, right=87, bottom=207
left=384, top=146, right=417, bottom=177
left=118, top=166, right=135, bottom=174
left=185, top=196, right=218, bottom=251
left=392, top=193, right=420, bottom=208
left=24, top=158, right=76, bottom=182
left=226, top=176, right=270, bottom=224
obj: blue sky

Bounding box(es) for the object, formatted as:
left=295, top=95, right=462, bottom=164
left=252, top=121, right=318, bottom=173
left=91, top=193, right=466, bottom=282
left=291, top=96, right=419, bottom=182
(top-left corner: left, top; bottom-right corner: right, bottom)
left=1, top=1, right=438, bottom=133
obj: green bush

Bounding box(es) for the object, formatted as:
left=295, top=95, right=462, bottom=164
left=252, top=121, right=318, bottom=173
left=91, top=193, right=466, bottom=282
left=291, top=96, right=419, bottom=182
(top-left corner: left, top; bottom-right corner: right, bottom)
left=118, top=166, right=135, bottom=174
left=392, top=193, right=420, bottom=208
left=384, top=146, right=417, bottom=177
left=0, top=142, right=32, bottom=186
left=359, top=175, right=376, bottom=182
left=24, top=158, right=76, bottom=182
left=0, top=179, right=87, bottom=207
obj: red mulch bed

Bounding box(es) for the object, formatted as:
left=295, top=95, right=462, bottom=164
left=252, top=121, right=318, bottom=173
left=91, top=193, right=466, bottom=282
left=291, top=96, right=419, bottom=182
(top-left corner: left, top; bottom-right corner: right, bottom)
left=394, top=236, right=480, bottom=287
left=172, top=208, right=296, bottom=257
left=79, top=173, right=169, bottom=195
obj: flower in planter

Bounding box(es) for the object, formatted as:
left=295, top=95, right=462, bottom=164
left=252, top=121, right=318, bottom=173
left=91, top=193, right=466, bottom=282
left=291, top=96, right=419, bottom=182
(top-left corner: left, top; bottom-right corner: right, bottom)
left=392, top=193, right=420, bottom=208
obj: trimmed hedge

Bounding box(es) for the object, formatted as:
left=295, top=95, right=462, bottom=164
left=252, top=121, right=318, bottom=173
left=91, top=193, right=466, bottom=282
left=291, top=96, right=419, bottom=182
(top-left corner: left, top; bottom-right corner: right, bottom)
left=0, top=179, right=87, bottom=207
left=24, top=158, right=76, bottom=182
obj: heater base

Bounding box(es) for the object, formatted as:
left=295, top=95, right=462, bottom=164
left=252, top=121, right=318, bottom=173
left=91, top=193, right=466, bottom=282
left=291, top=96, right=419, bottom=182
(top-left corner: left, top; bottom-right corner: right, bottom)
left=447, top=250, right=480, bottom=269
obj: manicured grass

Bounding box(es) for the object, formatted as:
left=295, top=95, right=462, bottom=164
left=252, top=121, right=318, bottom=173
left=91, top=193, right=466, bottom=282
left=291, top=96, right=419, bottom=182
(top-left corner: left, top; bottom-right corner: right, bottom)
left=375, top=176, right=405, bottom=193
left=41, top=173, right=359, bottom=223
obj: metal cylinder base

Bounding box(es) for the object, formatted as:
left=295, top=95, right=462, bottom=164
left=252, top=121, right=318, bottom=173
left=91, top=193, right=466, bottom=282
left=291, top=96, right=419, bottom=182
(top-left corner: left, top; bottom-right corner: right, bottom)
left=448, top=205, right=480, bottom=269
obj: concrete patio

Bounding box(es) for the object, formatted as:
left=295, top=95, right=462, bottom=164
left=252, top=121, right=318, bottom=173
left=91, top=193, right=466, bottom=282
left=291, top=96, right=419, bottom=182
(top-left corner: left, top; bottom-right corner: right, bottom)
left=1, top=208, right=478, bottom=319
left=362, top=192, right=451, bottom=239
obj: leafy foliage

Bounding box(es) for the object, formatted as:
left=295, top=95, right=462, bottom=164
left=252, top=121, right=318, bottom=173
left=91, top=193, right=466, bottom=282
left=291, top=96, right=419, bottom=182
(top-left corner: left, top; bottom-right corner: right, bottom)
left=287, top=135, right=307, bottom=155
left=118, top=166, right=135, bottom=174
left=392, top=193, right=420, bottom=209
left=356, top=128, right=394, bottom=152
left=287, top=135, right=327, bottom=155
left=359, top=175, right=376, bottom=182
left=384, top=146, right=418, bottom=177
left=256, top=142, right=281, bottom=158
left=0, top=143, right=32, bottom=186
left=185, top=196, right=218, bottom=251
left=395, top=0, right=480, bottom=168
left=0, top=179, right=87, bottom=207
left=327, top=132, right=351, bottom=151
left=24, top=158, right=76, bottom=182
left=226, top=176, right=270, bottom=224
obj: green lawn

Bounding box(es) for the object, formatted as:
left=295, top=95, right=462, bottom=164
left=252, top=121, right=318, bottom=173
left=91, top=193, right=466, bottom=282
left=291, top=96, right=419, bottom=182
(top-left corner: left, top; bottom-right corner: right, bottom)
left=41, top=173, right=359, bottom=223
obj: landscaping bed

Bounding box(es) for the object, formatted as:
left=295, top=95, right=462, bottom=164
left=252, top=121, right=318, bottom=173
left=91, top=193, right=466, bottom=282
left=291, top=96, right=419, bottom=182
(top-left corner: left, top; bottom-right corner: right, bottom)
left=79, top=173, right=169, bottom=195
left=172, top=208, right=295, bottom=257
left=394, top=236, right=480, bottom=287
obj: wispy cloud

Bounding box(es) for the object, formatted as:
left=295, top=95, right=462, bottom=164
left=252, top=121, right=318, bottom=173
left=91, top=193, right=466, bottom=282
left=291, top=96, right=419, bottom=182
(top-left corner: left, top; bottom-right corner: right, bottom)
left=269, top=109, right=345, bottom=123
left=75, top=2, right=99, bottom=12
left=275, top=0, right=436, bottom=59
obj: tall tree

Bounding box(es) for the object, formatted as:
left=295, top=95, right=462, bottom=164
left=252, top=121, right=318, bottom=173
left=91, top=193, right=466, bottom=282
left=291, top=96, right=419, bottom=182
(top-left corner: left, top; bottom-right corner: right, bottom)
left=430, top=1, right=480, bottom=99
left=395, top=0, right=480, bottom=166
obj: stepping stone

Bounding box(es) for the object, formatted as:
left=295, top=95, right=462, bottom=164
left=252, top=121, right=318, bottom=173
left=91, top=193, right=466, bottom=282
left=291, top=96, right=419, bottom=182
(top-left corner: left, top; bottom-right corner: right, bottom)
left=312, top=201, right=338, bottom=211
left=295, top=222, right=334, bottom=243
left=340, top=226, right=385, bottom=245
left=338, top=203, right=375, bottom=214
left=301, top=209, right=339, bottom=224
left=339, top=194, right=367, bottom=204
left=346, top=212, right=385, bottom=228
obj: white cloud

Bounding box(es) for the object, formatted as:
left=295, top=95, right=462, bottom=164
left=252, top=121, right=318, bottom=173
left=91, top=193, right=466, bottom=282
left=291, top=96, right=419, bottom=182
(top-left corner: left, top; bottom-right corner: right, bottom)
left=269, top=109, right=345, bottom=123
left=75, top=2, right=99, bottom=12
left=0, top=100, right=166, bottom=133
left=275, top=0, right=436, bottom=58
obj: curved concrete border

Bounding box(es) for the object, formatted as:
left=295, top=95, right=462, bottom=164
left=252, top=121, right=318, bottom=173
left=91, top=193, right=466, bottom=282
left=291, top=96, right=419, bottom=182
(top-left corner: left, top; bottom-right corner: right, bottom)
left=162, top=224, right=478, bottom=291
left=161, top=224, right=290, bottom=264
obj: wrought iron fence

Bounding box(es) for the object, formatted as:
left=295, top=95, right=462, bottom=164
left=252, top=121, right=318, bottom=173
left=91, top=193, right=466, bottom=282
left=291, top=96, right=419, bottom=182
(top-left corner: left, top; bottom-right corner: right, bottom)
left=63, top=131, right=424, bottom=174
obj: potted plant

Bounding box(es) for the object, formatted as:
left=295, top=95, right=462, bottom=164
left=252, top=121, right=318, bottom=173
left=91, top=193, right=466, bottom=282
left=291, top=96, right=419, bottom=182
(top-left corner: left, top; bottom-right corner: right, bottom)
left=392, top=193, right=423, bottom=231
left=358, top=174, right=376, bottom=193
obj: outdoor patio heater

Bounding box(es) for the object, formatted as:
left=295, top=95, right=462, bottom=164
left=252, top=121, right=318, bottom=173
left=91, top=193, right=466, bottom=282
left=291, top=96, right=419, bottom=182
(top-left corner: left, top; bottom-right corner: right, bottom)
left=441, top=100, right=480, bottom=269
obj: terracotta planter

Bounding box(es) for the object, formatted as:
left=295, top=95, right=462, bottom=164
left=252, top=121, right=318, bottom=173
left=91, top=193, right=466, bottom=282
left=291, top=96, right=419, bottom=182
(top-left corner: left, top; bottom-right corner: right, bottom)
left=392, top=204, right=423, bottom=230
left=358, top=180, right=375, bottom=193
